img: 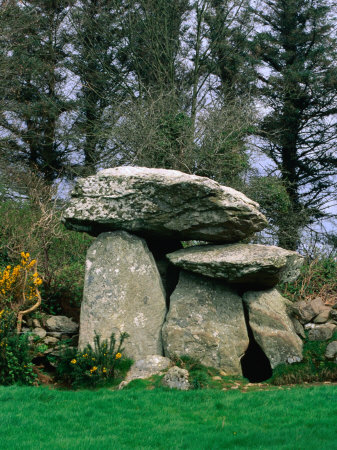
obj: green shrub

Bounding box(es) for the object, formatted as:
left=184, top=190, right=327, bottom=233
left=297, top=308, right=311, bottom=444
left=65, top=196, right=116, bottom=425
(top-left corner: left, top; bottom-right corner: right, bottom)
left=0, top=308, right=36, bottom=385
left=0, top=194, right=93, bottom=316
left=281, top=256, right=337, bottom=304
left=269, top=331, right=337, bottom=385
left=53, top=332, right=132, bottom=389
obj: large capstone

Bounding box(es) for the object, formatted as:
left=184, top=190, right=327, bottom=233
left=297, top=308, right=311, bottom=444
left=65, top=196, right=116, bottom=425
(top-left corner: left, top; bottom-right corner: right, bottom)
left=162, top=271, right=249, bottom=374
left=63, top=166, right=267, bottom=243
left=243, top=289, right=303, bottom=368
left=167, top=243, right=304, bottom=288
left=78, top=231, right=167, bottom=360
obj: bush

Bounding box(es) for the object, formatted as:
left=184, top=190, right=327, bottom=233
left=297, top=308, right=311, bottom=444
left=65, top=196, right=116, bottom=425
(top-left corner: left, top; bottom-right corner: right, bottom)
left=280, top=256, right=337, bottom=305
left=0, top=168, right=94, bottom=316
left=53, top=332, right=132, bottom=389
left=0, top=252, right=43, bottom=331
left=0, top=308, right=36, bottom=385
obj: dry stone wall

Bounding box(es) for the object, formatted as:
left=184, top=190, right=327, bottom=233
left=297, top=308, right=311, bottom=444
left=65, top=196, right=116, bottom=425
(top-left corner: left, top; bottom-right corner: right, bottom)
left=64, top=166, right=307, bottom=376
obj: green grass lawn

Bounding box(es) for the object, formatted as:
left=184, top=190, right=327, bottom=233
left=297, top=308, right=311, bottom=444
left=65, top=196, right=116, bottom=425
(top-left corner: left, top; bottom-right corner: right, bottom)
left=1, top=385, right=336, bottom=449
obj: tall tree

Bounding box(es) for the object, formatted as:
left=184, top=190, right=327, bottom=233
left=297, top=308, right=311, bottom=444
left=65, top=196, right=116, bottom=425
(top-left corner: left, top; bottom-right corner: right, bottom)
left=124, top=0, right=190, bottom=96
left=252, top=0, right=337, bottom=249
left=204, top=0, right=254, bottom=98
left=0, top=0, right=73, bottom=182
left=67, top=0, right=131, bottom=175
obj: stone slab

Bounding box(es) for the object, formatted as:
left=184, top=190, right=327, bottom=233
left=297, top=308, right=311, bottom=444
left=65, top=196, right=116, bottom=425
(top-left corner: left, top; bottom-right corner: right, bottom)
left=167, top=243, right=304, bottom=288
left=63, top=166, right=267, bottom=242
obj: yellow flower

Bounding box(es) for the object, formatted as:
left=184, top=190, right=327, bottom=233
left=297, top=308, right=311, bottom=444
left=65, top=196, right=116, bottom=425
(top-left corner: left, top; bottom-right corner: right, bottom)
left=82, top=353, right=88, bottom=358
left=115, top=353, right=122, bottom=359
left=90, top=366, right=98, bottom=373
left=102, top=367, right=107, bottom=373
left=70, top=359, right=77, bottom=364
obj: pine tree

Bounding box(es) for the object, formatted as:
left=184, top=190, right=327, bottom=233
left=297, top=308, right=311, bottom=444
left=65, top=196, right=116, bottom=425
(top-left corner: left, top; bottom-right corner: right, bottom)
left=0, top=0, right=74, bottom=182
left=67, top=0, right=131, bottom=175
left=252, top=0, right=337, bottom=249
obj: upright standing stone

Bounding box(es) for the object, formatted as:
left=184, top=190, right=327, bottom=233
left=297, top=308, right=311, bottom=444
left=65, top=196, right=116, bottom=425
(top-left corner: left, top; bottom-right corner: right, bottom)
left=243, top=289, right=303, bottom=368
left=162, top=271, right=249, bottom=374
left=79, top=231, right=167, bottom=360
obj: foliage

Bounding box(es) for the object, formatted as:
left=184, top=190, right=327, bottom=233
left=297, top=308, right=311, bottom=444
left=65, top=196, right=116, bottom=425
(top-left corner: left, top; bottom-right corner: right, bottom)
left=0, top=309, right=36, bottom=386
left=269, top=332, right=337, bottom=385
left=281, top=257, right=337, bottom=305
left=0, top=177, right=93, bottom=315
left=42, top=229, right=93, bottom=315
left=0, top=253, right=42, bottom=310
left=0, top=252, right=43, bottom=332
left=274, top=256, right=337, bottom=384
left=0, top=1, right=73, bottom=182
left=53, top=332, right=131, bottom=389
left=252, top=0, right=337, bottom=249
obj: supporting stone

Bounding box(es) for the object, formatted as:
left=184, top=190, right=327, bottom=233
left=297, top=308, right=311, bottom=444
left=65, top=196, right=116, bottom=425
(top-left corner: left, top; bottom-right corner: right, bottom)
left=243, top=289, right=303, bottom=368
left=162, top=271, right=249, bottom=374
left=79, top=231, right=167, bottom=360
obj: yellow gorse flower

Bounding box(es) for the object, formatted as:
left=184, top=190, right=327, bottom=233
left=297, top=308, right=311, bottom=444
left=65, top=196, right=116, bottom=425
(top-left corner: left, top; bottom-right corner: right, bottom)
left=90, top=366, right=98, bottom=373
left=0, top=252, right=42, bottom=305
left=115, top=353, right=122, bottom=359
left=70, top=359, right=77, bottom=364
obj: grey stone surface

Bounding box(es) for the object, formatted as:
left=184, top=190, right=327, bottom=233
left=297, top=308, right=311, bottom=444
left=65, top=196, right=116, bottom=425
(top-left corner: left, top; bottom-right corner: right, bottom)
left=291, top=297, right=328, bottom=324
left=167, top=243, right=303, bottom=288
left=162, top=271, right=249, bottom=374
left=243, top=289, right=303, bottom=369
left=32, top=319, right=41, bottom=328
left=308, top=323, right=336, bottom=341
left=325, top=341, right=337, bottom=360
left=313, top=308, right=331, bottom=324
left=161, top=366, right=190, bottom=390
left=63, top=166, right=267, bottom=243
left=32, top=327, right=47, bottom=339
left=290, top=317, right=306, bottom=339
left=79, top=231, right=167, bottom=361
left=47, top=332, right=63, bottom=338
left=46, top=316, right=79, bottom=334
left=43, top=336, right=59, bottom=345
left=119, top=355, right=171, bottom=389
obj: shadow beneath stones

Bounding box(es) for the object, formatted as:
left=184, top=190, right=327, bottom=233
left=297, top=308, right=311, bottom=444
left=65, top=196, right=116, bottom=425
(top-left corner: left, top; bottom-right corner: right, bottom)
left=241, top=301, right=273, bottom=383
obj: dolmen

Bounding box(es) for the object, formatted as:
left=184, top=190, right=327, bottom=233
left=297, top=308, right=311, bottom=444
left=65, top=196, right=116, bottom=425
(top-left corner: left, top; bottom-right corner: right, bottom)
left=63, top=166, right=304, bottom=376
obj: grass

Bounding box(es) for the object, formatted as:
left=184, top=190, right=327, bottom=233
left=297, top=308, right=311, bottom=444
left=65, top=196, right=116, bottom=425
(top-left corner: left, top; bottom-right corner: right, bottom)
left=1, top=385, right=336, bottom=449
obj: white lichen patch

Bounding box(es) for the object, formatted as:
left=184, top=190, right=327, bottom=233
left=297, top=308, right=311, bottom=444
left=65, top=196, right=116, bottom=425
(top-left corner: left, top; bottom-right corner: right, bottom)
left=134, top=312, right=146, bottom=327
